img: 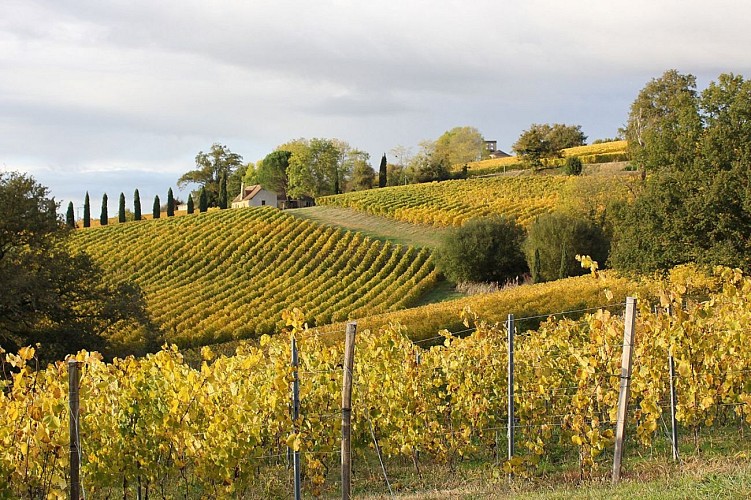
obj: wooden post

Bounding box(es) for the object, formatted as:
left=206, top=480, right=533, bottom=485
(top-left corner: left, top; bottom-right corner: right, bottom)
left=507, top=314, right=515, bottom=475
left=68, top=360, right=82, bottom=500
left=669, top=355, right=680, bottom=462
left=612, top=297, right=637, bottom=484
left=291, top=338, right=301, bottom=500
left=341, top=322, right=357, bottom=500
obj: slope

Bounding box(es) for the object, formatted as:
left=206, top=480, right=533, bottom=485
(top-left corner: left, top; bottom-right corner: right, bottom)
left=71, top=207, right=439, bottom=348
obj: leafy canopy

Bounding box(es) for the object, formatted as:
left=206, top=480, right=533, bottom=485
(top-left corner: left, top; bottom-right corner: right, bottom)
left=0, top=172, right=156, bottom=360
left=437, top=216, right=527, bottom=284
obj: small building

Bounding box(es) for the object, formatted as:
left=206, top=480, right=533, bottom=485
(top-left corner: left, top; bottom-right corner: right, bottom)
left=231, top=185, right=278, bottom=209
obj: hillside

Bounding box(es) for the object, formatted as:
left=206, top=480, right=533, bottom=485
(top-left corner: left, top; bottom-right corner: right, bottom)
left=318, top=175, right=574, bottom=228
left=71, top=207, right=438, bottom=348
left=317, top=171, right=639, bottom=230
left=459, top=139, right=629, bottom=176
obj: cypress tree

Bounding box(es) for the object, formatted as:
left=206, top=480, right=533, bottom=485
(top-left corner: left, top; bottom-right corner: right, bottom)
left=134, top=189, right=142, bottom=221
left=187, top=194, right=194, bottom=214
left=66, top=201, right=75, bottom=228
left=218, top=173, right=228, bottom=209
left=167, top=188, right=175, bottom=216
left=532, top=248, right=542, bottom=284
left=199, top=188, right=208, bottom=213
left=83, top=192, right=91, bottom=228
left=153, top=195, right=160, bottom=219
left=379, top=153, right=387, bottom=188
left=559, top=246, right=569, bottom=280
left=100, top=193, right=108, bottom=226
left=118, top=193, right=126, bottom=223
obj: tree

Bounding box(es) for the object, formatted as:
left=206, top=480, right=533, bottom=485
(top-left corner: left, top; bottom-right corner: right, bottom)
left=378, top=154, right=387, bottom=188
left=118, top=193, right=126, bottom=223
left=523, top=212, right=609, bottom=282
left=100, top=193, right=108, bottom=226
left=623, top=69, right=701, bottom=174
left=83, top=192, right=91, bottom=228
left=513, top=123, right=586, bottom=168
left=611, top=72, right=751, bottom=273
left=0, top=172, right=155, bottom=360
left=339, top=148, right=370, bottom=192
left=286, top=138, right=342, bottom=198
left=178, top=143, right=243, bottom=207
left=218, top=173, right=228, bottom=209
left=434, top=126, right=486, bottom=166
left=187, top=194, right=194, bottom=214
left=257, top=150, right=292, bottom=201
left=199, top=188, right=208, bottom=213
left=134, top=189, right=142, bottom=221
left=351, top=160, right=376, bottom=191
left=153, top=195, right=160, bottom=219
left=437, top=217, right=527, bottom=284
left=167, top=188, right=175, bottom=216
left=66, top=202, right=75, bottom=228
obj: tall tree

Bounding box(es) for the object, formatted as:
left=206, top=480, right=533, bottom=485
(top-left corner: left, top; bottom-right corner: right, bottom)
left=257, top=150, right=292, bottom=201
left=167, top=188, right=175, bottom=216
left=100, top=193, right=108, bottom=226
left=218, top=173, right=228, bottom=209
left=623, top=69, right=701, bottom=174
left=118, top=193, right=126, bottom=223
left=351, top=160, right=376, bottom=191
left=177, top=143, right=243, bottom=208
left=133, top=189, right=142, bottom=221
left=153, top=195, right=160, bottom=219
left=187, top=194, right=194, bottom=214
left=611, top=71, right=751, bottom=273
left=83, top=192, right=91, bottom=228
left=66, top=201, right=75, bottom=228
left=199, top=188, right=208, bottom=213
left=378, top=153, right=387, bottom=188
left=434, top=126, right=486, bottom=166
left=286, top=138, right=342, bottom=198
left=513, top=123, right=586, bottom=168
left=0, top=173, right=154, bottom=359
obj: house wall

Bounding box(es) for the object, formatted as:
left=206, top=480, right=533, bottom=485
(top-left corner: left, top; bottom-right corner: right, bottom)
left=249, top=190, right=277, bottom=207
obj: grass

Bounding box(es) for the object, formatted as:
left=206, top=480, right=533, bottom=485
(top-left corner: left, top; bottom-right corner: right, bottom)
left=343, top=426, right=751, bottom=499
left=288, top=205, right=450, bottom=248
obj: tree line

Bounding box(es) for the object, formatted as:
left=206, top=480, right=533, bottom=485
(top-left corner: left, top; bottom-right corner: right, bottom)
left=439, top=69, right=751, bottom=286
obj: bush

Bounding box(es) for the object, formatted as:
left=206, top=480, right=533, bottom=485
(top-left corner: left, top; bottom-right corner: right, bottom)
left=523, top=212, right=609, bottom=282
left=437, top=217, right=527, bottom=284
left=563, top=156, right=583, bottom=175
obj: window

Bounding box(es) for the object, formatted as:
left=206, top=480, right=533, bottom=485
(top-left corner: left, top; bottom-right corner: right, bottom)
left=261, top=200, right=266, bottom=206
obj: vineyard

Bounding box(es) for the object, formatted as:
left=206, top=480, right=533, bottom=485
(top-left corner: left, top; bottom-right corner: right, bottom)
left=314, top=272, right=644, bottom=342
left=71, top=207, right=438, bottom=349
left=317, top=175, right=574, bottom=228
left=3, top=266, right=751, bottom=497
left=459, top=140, right=629, bottom=176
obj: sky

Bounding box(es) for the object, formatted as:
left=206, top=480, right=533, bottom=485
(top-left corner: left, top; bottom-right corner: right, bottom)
left=2, top=0, right=751, bottom=216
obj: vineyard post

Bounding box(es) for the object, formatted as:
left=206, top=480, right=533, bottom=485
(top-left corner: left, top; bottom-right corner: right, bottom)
left=669, top=355, right=680, bottom=462
left=291, top=337, right=301, bottom=500
left=612, top=297, right=637, bottom=484
left=507, top=313, right=515, bottom=476
left=341, top=322, right=357, bottom=500
left=68, top=359, right=82, bottom=500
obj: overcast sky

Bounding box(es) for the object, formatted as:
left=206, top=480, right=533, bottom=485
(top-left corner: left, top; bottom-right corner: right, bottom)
left=2, top=0, right=751, bottom=215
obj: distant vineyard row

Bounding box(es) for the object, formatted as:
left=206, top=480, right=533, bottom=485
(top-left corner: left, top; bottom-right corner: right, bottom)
left=317, top=175, right=574, bottom=228
left=71, top=207, right=438, bottom=348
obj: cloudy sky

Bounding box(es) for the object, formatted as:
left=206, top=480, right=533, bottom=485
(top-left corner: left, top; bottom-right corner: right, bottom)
left=2, top=0, right=751, bottom=215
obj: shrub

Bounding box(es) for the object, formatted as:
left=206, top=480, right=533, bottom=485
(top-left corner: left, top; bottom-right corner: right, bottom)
left=523, top=212, right=609, bottom=282
left=437, top=216, right=527, bottom=284
left=563, top=156, right=583, bottom=175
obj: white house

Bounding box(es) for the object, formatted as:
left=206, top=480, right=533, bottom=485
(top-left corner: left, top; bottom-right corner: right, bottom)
left=231, top=185, right=278, bottom=209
